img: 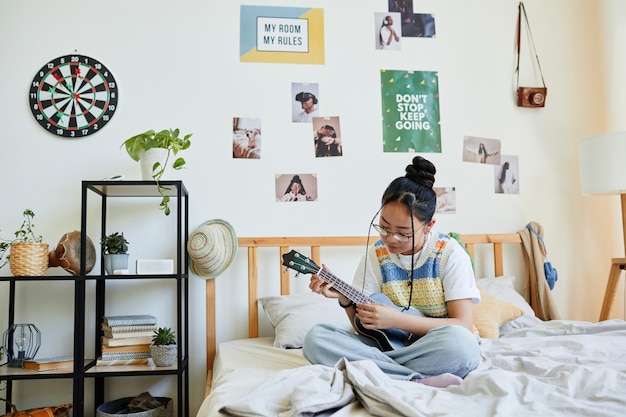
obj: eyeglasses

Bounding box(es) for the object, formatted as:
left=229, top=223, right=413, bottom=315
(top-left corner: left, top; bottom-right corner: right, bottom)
left=371, top=223, right=426, bottom=242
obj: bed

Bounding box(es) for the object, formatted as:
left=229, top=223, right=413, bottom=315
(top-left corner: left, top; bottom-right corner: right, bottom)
left=197, top=234, right=626, bottom=417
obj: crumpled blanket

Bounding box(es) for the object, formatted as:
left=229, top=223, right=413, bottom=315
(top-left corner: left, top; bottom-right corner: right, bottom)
left=220, top=363, right=354, bottom=417
left=219, top=320, right=626, bottom=417
left=220, top=358, right=442, bottom=417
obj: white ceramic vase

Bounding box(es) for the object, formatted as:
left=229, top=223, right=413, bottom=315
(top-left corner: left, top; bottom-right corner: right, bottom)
left=140, top=148, right=171, bottom=181
left=103, top=253, right=129, bottom=275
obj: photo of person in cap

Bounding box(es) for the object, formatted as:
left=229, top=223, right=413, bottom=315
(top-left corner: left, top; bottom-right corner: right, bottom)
left=277, top=174, right=316, bottom=202
left=293, top=91, right=319, bottom=123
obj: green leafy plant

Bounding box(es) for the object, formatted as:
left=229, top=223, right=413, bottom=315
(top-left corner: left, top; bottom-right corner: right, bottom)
left=0, top=209, right=43, bottom=269
left=100, top=232, right=129, bottom=255
left=121, top=128, right=192, bottom=216
left=152, top=327, right=176, bottom=346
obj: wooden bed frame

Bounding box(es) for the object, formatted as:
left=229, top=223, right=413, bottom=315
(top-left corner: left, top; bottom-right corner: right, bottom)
left=203, top=233, right=523, bottom=394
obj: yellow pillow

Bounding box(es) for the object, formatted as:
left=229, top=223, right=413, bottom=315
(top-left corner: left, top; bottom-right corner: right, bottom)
left=473, top=288, right=524, bottom=339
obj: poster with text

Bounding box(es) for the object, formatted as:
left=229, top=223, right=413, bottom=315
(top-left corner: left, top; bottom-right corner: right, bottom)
left=240, top=6, right=325, bottom=64
left=380, top=70, right=441, bottom=153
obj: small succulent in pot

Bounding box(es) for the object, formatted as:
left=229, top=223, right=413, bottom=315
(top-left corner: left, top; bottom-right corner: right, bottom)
left=152, top=327, right=176, bottom=346
left=150, top=327, right=177, bottom=367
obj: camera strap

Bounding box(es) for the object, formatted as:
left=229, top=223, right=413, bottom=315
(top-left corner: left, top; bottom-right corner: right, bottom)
left=515, top=1, right=546, bottom=89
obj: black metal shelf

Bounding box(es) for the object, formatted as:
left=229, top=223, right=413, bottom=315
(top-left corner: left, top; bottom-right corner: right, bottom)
left=0, top=180, right=190, bottom=417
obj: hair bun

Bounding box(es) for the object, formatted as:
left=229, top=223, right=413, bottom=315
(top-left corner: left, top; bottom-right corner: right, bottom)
left=405, top=156, right=436, bottom=189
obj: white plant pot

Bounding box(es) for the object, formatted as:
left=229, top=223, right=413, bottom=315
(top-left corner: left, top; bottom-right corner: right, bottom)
left=140, top=148, right=171, bottom=181
left=151, top=345, right=177, bottom=367
left=103, top=253, right=129, bottom=275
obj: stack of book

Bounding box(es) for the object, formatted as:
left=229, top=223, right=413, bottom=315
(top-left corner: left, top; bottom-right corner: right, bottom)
left=97, top=314, right=156, bottom=366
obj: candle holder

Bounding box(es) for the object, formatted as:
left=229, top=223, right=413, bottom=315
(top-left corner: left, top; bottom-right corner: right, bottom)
left=2, top=323, right=41, bottom=367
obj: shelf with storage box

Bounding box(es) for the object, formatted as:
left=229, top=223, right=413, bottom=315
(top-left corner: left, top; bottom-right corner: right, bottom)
left=1, top=181, right=189, bottom=416
left=79, top=180, right=189, bottom=417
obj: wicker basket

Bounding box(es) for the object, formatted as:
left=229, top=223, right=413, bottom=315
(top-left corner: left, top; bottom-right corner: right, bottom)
left=9, top=242, right=49, bottom=276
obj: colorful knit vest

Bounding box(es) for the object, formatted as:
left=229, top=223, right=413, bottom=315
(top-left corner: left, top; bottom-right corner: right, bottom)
left=373, top=234, right=453, bottom=318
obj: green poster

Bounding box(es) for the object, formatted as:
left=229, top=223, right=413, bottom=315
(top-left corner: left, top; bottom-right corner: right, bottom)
left=380, top=70, right=441, bottom=153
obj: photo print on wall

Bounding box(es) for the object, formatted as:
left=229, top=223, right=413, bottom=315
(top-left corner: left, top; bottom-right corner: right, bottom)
left=380, top=69, right=441, bottom=153
left=312, top=116, right=342, bottom=158
left=463, top=136, right=500, bottom=165
left=494, top=155, right=520, bottom=194
left=462, top=136, right=501, bottom=165
left=435, top=187, right=456, bottom=213
left=232, top=117, right=261, bottom=159
left=276, top=173, right=318, bottom=202
left=292, top=82, right=320, bottom=123
left=388, top=0, right=436, bottom=38
left=375, top=12, right=402, bottom=50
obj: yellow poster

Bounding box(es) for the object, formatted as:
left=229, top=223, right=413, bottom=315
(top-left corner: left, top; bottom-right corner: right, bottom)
left=240, top=6, right=325, bottom=64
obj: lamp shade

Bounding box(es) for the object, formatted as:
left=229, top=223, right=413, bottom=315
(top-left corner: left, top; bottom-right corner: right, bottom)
left=579, top=131, right=626, bottom=195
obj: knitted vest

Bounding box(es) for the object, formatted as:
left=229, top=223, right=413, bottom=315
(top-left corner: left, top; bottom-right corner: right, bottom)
left=372, top=233, right=453, bottom=318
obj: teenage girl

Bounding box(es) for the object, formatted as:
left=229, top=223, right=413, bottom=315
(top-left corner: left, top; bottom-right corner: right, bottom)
left=303, top=156, right=481, bottom=388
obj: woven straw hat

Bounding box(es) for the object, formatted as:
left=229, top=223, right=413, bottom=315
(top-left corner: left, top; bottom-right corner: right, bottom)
left=187, top=219, right=237, bottom=279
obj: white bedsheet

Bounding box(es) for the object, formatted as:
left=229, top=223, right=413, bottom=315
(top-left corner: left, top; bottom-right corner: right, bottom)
left=197, top=320, right=626, bottom=417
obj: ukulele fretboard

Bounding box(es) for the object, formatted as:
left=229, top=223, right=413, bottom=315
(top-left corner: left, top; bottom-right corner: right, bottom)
left=317, top=268, right=371, bottom=304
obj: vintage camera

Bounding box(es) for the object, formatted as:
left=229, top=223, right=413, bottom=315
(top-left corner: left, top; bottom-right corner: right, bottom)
left=517, top=87, right=547, bottom=108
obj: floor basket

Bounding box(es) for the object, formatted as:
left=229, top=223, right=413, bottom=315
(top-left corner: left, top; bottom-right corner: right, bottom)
left=96, top=397, right=172, bottom=417
left=9, top=242, right=49, bottom=276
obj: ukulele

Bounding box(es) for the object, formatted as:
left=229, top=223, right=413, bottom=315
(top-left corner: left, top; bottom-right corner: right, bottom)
left=281, top=250, right=424, bottom=351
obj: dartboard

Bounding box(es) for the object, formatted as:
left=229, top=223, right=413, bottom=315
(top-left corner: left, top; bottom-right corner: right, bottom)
left=29, top=54, right=118, bottom=138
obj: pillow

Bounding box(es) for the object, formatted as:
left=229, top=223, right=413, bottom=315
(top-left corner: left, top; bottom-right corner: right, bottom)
left=476, top=276, right=534, bottom=316
left=259, top=293, right=353, bottom=348
left=473, top=287, right=524, bottom=339
left=476, top=276, right=541, bottom=335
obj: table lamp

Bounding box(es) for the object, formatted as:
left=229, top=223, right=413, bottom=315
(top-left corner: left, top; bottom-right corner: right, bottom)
left=579, top=131, right=626, bottom=320
left=1, top=323, right=41, bottom=367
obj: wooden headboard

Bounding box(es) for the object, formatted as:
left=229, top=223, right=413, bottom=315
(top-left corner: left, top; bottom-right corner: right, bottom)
left=204, top=233, right=523, bottom=393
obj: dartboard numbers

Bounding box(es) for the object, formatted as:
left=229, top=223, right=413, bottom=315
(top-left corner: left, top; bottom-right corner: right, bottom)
left=29, top=54, right=118, bottom=138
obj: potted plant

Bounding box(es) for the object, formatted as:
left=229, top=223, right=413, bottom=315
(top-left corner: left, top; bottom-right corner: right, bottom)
left=150, top=327, right=177, bottom=367
left=100, top=232, right=129, bottom=275
left=0, top=209, right=48, bottom=276
left=121, top=128, right=192, bottom=216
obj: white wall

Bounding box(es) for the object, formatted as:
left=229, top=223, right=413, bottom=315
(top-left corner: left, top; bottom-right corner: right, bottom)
left=0, top=0, right=622, bottom=415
